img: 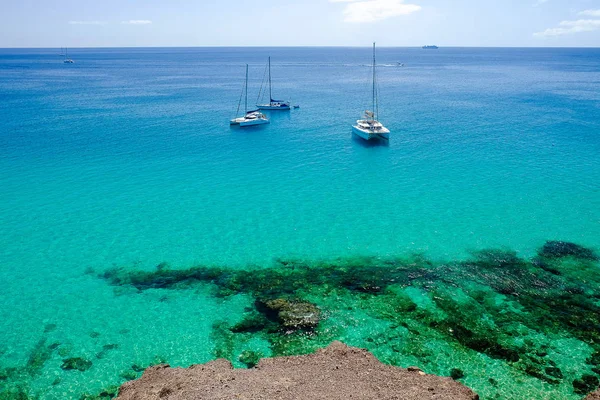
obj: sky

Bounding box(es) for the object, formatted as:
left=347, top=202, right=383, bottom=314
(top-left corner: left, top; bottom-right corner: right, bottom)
left=0, top=0, right=599, bottom=47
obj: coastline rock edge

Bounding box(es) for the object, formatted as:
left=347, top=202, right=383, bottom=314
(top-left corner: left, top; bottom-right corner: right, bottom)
left=116, top=341, right=479, bottom=399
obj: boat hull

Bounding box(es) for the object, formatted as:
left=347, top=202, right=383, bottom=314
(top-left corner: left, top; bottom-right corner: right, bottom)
left=257, top=104, right=290, bottom=111
left=240, top=118, right=270, bottom=127
left=352, top=125, right=390, bottom=141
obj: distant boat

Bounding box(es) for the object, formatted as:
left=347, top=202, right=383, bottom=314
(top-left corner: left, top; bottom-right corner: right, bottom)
left=63, top=47, right=74, bottom=64
left=256, top=57, right=291, bottom=110
left=352, top=43, right=390, bottom=141
left=397, top=62, right=405, bottom=67
left=422, top=45, right=439, bottom=49
left=230, top=64, right=269, bottom=127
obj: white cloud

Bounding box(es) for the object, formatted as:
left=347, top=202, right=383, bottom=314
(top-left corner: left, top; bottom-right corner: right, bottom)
left=579, top=9, right=600, bottom=17
left=334, top=0, right=421, bottom=23
left=534, top=19, right=600, bottom=37
left=122, top=20, right=152, bottom=25
left=68, top=21, right=107, bottom=25
left=533, top=0, right=549, bottom=6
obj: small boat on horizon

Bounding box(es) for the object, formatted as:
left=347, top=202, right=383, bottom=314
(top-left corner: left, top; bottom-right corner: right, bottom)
left=422, top=45, right=439, bottom=49
left=352, top=43, right=390, bottom=141
left=256, top=57, right=291, bottom=111
left=63, top=47, right=74, bottom=63
left=231, top=64, right=269, bottom=127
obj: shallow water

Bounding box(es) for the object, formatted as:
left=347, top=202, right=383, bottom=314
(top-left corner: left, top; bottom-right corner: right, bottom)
left=0, top=47, right=599, bottom=399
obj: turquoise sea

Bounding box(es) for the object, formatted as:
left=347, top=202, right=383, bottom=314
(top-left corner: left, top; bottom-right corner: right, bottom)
left=1, top=47, right=599, bottom=399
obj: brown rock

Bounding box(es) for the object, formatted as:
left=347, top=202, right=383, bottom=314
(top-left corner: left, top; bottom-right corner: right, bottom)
left=116, top=341, right=479, bottom=400
left=585, top=390, right=600, bottom=400
left=262, top=299, right=321, bottom=331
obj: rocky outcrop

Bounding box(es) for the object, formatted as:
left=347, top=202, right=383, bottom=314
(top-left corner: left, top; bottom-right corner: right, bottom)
left=585, top=390, right=600, bottom=399
left=116, top=341, right=478, bottom=400
left=258, top=298, right=321, bottom=331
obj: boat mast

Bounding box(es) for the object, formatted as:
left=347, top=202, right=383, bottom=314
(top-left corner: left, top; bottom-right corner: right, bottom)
left=245, top=64, right=248, bottom=113
left=372, top=42, right=376, bottom=121
left=268, top=56, right=272, bottom=104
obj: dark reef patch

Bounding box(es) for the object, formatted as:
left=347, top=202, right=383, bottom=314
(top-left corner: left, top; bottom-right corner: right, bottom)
left=450, top=368, right=465, bottom=380
left=97, top=241, right=600, bottom=398
left=79, top=385, right=120, bottom=400
left=96, top=344, right=119, bottom=360
left=539, top=241, right=598, bottom=261
left=574, top=374, right=600, bottom=396
left=61, top=357, right=93, bottom=372
left=0, top=336, right=60, bottom=399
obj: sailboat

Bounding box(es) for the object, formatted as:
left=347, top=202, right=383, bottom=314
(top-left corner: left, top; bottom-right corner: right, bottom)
left=256, top=57, right=291, bottom=110
left=63, top=48, right=74, bottom=64
left=352, top=43, right=390, bottom=141
left=230, top=64, right=269, bottom=127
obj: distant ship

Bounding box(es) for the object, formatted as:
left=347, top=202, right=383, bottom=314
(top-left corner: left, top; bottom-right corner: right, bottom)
left=422, top=45, right=439, bottom=49
left=63, top=47, right=74, bottom=63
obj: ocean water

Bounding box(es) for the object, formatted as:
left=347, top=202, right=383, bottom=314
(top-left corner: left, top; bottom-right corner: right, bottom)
left=0, top=47, right=599, bottom=399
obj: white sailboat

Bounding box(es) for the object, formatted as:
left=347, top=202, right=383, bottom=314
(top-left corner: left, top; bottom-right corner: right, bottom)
left=230, top=64, right=269, bottom=127
left=352, top=43, right=390, bottom=141
left=256, top=57, right=291, bottom=110
left=63, top=47, right=74, bottom=64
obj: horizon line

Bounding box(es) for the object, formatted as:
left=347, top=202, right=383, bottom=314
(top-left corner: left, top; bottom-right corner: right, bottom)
left=1, top=45, right=600, bottom=49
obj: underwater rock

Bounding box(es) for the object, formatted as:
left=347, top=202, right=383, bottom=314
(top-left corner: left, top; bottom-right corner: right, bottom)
left=539, top=241, right=598, bottom=261
left=120, top=370, right=139, bottom=381
left=450, top=368, right=465, bottom=380
left=258, top=299, right=321, bottom=331
left=61, top=357, right=93, bottom=372
left=238, top=350, right=263, bottom=368
left=79, top=385, right=120, bottom=400
left=25, top=338, right=54, bottom=376
left=96, top=344, right=119, bottom=359
left=115, top=342, right=479, bottom=400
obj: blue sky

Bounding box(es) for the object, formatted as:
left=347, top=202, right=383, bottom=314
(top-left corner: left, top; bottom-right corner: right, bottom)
left=1, top=0, right=599, bottom=47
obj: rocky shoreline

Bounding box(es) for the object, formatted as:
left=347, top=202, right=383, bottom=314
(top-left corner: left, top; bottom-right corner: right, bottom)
left=116, top=341, right=478, bottom=399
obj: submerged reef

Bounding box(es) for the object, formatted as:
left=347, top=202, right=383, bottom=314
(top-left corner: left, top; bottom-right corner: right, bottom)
left=99, top=241, right=600, bottom=399
left=0, top=337, right=58, bottom=399
left=4, top=241, right=598, bottom=400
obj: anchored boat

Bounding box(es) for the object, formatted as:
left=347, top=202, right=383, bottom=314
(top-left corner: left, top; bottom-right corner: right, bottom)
left=230, top=64, right=269, bottom=127
left=352, top=43, right=390, bottom=141
left=256, top=57, right=291, bottom=110
left=63, top=47, right=74, bottom=64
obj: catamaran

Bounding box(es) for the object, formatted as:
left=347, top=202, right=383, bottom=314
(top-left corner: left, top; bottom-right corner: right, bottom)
left=230, top=64, right=269, bottom=127
left=256, top=57, right=291, bottom=110
left=352, top=43, right=390, bottom=141
left=63, top=48, right=74, bottom=64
